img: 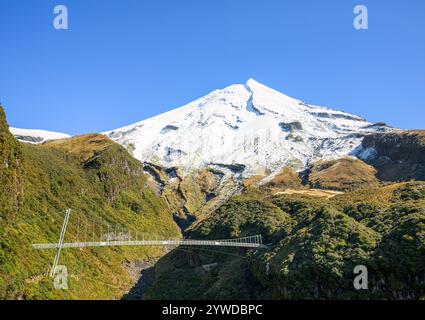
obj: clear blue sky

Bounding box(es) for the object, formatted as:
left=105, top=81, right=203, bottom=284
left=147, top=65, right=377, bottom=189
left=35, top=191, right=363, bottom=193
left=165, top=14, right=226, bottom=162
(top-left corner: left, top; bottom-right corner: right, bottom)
left=1, top=0, right=424, bottom=134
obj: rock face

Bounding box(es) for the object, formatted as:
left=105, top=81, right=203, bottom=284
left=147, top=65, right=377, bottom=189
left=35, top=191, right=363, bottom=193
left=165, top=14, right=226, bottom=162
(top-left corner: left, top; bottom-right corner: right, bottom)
left=279, top=121, right=303, bottom=132
left=105, top=79, right=393, bottom=177
left=359, top=131, right=425, bottom=182
left=141, top=162, right=239, bottom=233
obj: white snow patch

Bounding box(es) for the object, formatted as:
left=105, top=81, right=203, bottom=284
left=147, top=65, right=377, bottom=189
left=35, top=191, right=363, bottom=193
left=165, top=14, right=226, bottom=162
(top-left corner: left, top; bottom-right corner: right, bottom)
left=10, top=127, right=71, bottom=144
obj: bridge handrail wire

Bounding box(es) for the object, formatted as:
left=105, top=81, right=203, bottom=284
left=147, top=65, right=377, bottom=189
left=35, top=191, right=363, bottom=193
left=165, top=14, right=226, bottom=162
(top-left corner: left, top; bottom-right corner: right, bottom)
left=32, top=235, right=266, bottom=250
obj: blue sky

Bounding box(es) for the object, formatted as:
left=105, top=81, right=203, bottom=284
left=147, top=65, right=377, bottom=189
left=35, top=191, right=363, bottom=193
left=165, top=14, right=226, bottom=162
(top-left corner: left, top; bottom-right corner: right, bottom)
left=0, top=0, right=424, bottom=134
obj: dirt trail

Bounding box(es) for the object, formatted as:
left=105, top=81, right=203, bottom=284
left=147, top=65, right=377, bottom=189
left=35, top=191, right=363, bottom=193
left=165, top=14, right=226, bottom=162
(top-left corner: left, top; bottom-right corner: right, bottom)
left=274, top=188, right=344, bottom=198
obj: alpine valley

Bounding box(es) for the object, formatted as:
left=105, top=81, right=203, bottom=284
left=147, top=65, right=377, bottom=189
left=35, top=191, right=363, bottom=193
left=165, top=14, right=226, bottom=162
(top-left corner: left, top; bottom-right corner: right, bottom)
left=1, top=79, right=424, bottom=300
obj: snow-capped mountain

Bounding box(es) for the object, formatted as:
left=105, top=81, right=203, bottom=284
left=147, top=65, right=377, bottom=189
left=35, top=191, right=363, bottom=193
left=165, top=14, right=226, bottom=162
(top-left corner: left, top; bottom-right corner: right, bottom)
left=10, top=127, right=70, bottom=144
left=105, top=79, right=394, bottom=177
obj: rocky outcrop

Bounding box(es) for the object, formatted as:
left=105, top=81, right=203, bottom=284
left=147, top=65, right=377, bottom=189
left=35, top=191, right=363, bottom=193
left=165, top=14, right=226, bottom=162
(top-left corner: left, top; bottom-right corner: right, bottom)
left=360, top=131, right=425, bottom=182
left=13, top=135, right=43, bottom=144
left=141, top=162, right=232, bottom=232
left=279, top=121, right=303, bottom=132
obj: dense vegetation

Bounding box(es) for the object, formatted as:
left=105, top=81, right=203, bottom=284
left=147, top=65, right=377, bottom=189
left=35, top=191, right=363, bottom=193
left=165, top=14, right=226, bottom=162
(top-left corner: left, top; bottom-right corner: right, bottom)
left=0, top=107, right=23, bottom=216
left=145, top=183, right=425, bottom=300
left=0, top=107, right=180, bottom=299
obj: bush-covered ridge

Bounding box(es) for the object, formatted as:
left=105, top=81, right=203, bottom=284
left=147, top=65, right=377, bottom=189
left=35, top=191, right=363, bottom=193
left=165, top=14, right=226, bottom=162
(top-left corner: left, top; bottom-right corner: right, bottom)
left=0, top=114, right=180, bottom=299
left=0, top=106, right=24, bottom=216
left=144, top=182, right=425, bottom=300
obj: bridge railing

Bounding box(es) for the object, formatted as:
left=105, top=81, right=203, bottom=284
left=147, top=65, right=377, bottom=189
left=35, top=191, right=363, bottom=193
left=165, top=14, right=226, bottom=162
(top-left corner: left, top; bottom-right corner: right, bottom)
left=32, top=235, right=265, bottom=250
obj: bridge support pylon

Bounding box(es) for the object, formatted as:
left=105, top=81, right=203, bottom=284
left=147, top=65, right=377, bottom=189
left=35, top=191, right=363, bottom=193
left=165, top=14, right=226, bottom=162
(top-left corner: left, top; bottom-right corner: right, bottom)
left=49, top=209, right=71, bottom=277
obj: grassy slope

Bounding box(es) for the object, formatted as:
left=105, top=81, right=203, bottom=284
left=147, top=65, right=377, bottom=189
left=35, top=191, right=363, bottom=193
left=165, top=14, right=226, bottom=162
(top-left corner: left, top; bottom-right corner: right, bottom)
left=308, top=157, right=380, bottom=191
left=0, top=113, right=180, bottom=299
left=263, top=167, right=302, bottom=190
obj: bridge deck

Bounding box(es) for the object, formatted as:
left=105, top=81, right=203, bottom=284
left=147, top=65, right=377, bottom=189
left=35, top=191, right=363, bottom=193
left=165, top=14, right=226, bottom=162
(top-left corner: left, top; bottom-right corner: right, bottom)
left=33, top=239, right=266, bottom=250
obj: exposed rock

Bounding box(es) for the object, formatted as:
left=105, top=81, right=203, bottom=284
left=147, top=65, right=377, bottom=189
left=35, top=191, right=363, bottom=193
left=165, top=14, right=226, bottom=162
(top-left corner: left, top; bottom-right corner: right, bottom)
left=279, top=121, right=303, bottom=132
left=142, top=163, right=229, bottom=232
left=360, top=130, right=425, bottom=182
left=285, top=133, right=303, bottom=142
left=311, top=111, right=365, bottom=121
left=14, top=135, right=43, bottom=144
left=209, top=163, right=246, bottom=174
left=161, top=125, right=179, bottom=134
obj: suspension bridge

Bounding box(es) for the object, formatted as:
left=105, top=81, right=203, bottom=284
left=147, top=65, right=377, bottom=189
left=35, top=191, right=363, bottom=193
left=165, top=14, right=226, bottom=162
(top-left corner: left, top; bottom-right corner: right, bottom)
left=32, top=209, right=266, bottom=276
left=33, top=236, right=264, bottom=250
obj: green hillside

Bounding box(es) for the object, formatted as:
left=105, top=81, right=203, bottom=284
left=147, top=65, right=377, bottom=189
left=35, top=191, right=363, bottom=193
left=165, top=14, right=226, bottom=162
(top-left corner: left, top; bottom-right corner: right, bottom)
left=0, top=106, right=180, bottom=299
left=0, top=107, right=24, bottom=216
left=144, top=183, right=425, bottom=300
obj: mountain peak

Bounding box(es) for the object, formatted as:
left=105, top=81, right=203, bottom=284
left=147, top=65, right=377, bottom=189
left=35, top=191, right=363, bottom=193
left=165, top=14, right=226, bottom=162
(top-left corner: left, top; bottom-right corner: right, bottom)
left=244, top=78, right=272, bottom=93
left=105, top=80, right=394, bottom=177
left=244, top=79, right=299, bottom=106
left=245, top=78, right=261, bottom=87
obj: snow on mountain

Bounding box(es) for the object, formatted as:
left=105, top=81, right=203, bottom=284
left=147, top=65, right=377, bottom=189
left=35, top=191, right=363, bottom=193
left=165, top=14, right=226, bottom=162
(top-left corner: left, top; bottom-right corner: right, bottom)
left=10, top=127, right=71, bottom=144
left=105, top=79, right=394, bottom=177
